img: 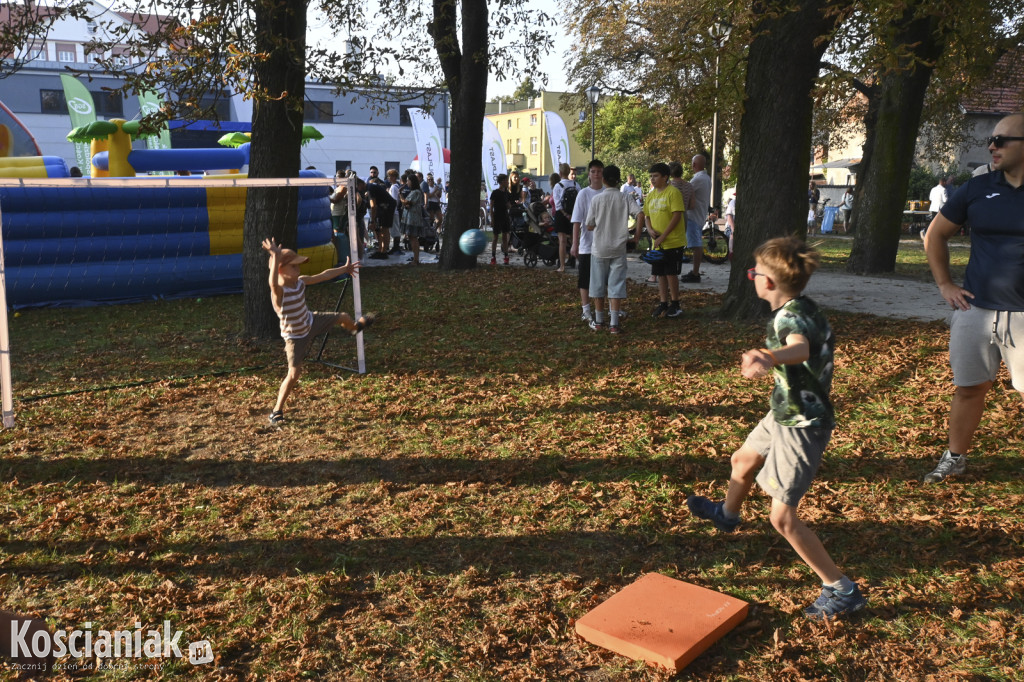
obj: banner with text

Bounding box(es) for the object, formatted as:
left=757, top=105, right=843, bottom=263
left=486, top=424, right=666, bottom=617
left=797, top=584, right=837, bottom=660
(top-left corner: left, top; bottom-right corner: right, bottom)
left=59, top=74, right=96, bottom=176
left=481, top=117, right=505, bottom=194
left=544, top=112, right=571, bottom=172
left=137, top=90, right=173, bottom=175
left=408, top=108, right=446, bottom=186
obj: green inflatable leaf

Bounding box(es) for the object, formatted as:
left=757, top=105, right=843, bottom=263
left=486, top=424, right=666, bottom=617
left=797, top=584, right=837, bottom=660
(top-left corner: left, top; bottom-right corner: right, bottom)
left=218, top=132, right=251, bottom=148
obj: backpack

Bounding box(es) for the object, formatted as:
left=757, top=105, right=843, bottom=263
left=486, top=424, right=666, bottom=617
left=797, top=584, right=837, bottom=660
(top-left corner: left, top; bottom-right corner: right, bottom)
left=560, top=181, right=579, bottom=216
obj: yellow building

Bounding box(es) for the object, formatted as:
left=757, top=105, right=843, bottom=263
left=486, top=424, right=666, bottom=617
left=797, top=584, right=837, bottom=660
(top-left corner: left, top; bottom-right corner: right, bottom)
left=485, top=91, right=589, bottom=188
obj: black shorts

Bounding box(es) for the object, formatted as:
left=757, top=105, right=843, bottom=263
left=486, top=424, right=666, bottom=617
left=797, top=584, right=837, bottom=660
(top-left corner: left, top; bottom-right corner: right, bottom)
left=576, top=253, right=592, bottom=290
left=492, top=221, right=511, bottom=235
left=375, top=208, right=395, bottom=230
left=651, top=246, right=684, bottom=276
left=555, top=211, right=573, bottom=235
left=428, top=201, right=441, bottom=212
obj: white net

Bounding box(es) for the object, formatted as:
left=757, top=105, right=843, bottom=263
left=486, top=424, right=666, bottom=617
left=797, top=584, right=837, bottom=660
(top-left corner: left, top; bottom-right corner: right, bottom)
left=0, top=175, right=367, bottom=428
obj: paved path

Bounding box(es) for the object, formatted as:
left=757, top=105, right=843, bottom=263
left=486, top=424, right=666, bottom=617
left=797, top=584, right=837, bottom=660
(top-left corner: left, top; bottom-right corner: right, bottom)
left=361, top=240, right=953, bottom=324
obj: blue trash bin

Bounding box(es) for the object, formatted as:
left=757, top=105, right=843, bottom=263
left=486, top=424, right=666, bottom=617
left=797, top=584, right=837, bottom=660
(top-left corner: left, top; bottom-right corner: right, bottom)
left=821, top=206, right=839, bottom=234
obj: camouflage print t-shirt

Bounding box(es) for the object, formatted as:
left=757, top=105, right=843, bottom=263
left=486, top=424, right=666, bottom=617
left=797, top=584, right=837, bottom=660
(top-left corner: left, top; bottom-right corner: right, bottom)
left=766, top=296, right=835, bottom=428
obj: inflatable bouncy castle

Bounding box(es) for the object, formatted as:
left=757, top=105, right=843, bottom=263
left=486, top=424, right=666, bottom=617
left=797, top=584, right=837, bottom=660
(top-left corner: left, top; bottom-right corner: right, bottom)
left=0, top=116, right=334, bottom=308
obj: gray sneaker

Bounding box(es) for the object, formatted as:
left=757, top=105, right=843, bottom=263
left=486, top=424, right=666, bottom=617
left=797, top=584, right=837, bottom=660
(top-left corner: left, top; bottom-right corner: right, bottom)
left=923, top=450, right=966, bottom=483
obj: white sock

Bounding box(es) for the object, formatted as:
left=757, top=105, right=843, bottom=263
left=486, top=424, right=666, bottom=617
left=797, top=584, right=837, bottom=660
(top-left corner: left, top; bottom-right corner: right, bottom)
left=595, top=310, right=605, bottom=324
left=582, top=304, right=592, bottom=318
left=829, top=576, right=856, bottom=594
left=610, top=311, right=620, bottom=326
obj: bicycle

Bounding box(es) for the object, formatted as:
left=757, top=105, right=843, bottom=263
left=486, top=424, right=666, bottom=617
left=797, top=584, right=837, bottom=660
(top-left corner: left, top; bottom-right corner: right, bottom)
left=699, top=212, right=729, bottom=264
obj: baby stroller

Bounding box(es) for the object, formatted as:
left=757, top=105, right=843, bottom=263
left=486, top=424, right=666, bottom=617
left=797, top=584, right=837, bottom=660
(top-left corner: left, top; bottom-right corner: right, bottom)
left=511, top=201, right=559, bottom=267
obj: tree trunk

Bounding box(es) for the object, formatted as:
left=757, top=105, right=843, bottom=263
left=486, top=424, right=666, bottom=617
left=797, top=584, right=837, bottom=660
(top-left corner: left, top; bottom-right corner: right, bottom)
left=720, top=0, right=842, bottom=320
left=846, top=10, right=945, bottom=274
left=242, top=0, right=307, bottom=339
left=432, top=0, right=487, bottom=270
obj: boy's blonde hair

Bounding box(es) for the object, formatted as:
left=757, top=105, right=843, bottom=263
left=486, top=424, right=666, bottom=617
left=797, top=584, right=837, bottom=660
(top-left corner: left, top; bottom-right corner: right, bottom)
left=754, top=236, right=820, bottom=294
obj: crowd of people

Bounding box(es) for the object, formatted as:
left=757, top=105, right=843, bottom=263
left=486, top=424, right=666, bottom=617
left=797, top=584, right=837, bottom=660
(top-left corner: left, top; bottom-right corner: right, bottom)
left=330, top=166, right=448, bottom=266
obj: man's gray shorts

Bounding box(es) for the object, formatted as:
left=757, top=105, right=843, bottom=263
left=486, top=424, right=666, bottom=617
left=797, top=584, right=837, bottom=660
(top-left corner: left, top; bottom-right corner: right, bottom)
left=745, top=413, right=833, bottom=507
left=950, top=306, right=1024, bottom=390
left=685, top=218, right=702, bottom=249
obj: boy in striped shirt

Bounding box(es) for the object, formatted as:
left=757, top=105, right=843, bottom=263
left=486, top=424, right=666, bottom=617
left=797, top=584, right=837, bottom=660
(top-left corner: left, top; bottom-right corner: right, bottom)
left=263, top=238, right=374, bottom=425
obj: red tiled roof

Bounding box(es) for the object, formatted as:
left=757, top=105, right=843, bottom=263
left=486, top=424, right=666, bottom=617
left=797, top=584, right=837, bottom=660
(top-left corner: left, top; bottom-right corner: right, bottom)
left=962, top=49, right=1024, bottom=115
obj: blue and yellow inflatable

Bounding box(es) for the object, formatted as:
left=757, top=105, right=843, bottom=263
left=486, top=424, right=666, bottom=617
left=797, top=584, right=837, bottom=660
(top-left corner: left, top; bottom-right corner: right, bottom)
left=0, top=115, right=335, bottom=307
left=1, top=176, right=334, bottom=307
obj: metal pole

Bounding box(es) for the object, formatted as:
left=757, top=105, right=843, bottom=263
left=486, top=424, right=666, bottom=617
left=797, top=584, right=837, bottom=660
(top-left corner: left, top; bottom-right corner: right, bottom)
left=710, top=51, right=720, bottom=214
left=590, top=102, right=596, bottom=161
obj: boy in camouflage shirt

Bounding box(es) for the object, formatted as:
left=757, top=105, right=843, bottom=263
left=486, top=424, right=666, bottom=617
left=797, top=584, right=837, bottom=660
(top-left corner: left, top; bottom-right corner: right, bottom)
left=687, top=236, right=866, bottom=620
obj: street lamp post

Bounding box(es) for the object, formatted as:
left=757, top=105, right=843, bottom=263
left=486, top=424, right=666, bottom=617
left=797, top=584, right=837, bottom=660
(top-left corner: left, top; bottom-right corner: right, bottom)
left=586, top=84, right=601, bottom=162
left=709, top=20, right=731, bottom=213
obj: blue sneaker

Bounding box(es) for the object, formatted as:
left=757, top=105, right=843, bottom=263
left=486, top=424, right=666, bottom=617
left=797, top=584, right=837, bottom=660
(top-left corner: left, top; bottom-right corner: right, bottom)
left=686, top=496, right=739, bottom=533
left=804, top=583, right=867, bottom=620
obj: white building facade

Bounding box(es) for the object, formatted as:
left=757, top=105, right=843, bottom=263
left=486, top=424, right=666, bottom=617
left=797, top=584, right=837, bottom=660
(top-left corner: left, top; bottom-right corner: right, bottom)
left=0, top=1, right=449, bottom=178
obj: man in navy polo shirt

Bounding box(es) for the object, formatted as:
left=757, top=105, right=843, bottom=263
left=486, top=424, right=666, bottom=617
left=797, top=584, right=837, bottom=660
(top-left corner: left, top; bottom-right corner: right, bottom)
left=922, top=113, right=1024, bottom=483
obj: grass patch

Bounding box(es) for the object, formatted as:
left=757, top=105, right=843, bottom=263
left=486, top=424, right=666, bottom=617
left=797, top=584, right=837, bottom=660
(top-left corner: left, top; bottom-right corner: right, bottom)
left=812, top=232, right=970, bottom=281
left=2, top=264, right=1021, bottom=680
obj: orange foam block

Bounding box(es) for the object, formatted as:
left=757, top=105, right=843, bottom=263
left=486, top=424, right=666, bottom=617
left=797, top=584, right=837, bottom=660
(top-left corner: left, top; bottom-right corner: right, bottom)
left=575, top=573, right=748, bottom=672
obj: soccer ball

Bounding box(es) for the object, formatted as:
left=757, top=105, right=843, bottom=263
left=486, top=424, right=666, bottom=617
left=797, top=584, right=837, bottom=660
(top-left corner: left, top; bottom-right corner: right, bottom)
left=459, top=229, right=488, bottom=256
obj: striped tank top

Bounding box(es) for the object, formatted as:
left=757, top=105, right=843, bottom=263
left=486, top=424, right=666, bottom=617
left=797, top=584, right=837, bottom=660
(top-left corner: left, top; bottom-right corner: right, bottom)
left=279, top=280, right=313, bottom=339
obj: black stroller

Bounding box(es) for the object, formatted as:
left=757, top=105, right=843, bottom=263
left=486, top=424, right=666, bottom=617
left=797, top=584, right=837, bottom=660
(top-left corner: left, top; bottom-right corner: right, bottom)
left=509, top=201, right=558, bottom=267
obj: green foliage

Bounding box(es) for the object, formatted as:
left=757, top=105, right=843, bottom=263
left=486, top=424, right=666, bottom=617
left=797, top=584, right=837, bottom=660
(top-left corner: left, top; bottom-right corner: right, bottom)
left=574, top=95, right=660, bottom=157
left=496, top=76, right=540, bottom=104
left=906, top=163, right=937, bottom=200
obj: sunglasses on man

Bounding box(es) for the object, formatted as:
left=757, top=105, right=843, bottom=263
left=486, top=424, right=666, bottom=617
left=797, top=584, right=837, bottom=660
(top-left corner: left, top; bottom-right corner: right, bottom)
left=987, top=135, right=1024, bottom=148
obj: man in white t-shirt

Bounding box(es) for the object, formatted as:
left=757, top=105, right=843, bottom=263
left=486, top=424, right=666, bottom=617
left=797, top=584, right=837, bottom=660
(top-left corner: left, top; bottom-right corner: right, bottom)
left=552, top=162, right=580, bottom=273
left=621, top=173, right=644, bottom=208
left=571, top=160, right=605, bottom=325
left=924, top=176, right=949, bottom=239
left=683, top=154, right=712, bottom=283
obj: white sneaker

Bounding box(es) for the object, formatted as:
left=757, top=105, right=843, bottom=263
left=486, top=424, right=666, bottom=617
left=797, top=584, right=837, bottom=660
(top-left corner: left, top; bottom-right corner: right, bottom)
left=581, top=312, right=593, bottom=323
left=923, top=450, right=966, bottom=483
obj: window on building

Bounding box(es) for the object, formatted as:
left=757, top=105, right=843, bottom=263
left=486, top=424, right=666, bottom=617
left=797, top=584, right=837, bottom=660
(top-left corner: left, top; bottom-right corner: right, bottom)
left=304, top=100, right=333, bottom=123
left=111, top=47, right=131, bottom=66
left=91, top=90, right=124, bottom=117
left=84, top=48, right=102, bottom=64
left=516, top=138, right=522, bottom=154
left=335, top=160, right=351, bottom=174
left=26, top=43, right=46, bottom=61
left=385, top=161, right=401, bottom=175
left=506, top=119, right=512, bottom=129
left=506, top=139, right=511, bottom=154
left=198, top=92, right=232, bottom=120
left=399, top=105, right=420, bottom=126
left=530, top=114, right=537, bottom=125
left=530, top=137, right=538, bottom=154
left=40, top=89, right=67, bottom=114
left=56, top=42, right=76, bottom=62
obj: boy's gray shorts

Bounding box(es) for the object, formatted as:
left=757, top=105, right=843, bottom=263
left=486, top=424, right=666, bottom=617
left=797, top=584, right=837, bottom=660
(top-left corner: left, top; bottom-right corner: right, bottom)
left=950, top=306, right=1024, bottom=390
left=589, top=255, right=629, bottom=299
left=746, top=413, right=832, bottom=507
left=285, top=312, right=342, bottom=369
